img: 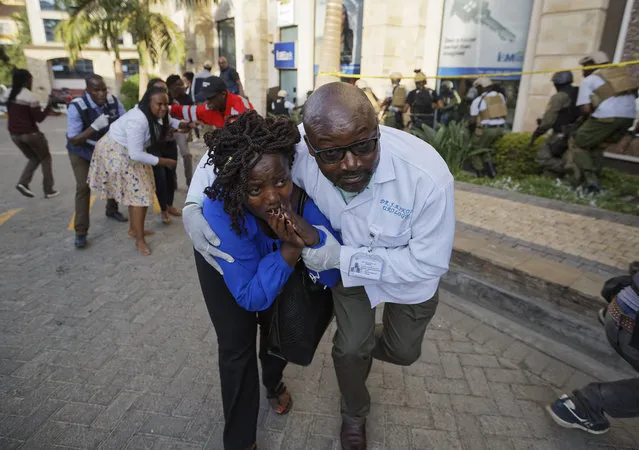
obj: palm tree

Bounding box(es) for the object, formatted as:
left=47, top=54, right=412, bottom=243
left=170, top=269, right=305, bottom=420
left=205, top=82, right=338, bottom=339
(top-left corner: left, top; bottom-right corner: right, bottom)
left=60, top=0, right=211, bottom=97
left=316, top=0, right=343, bottom=87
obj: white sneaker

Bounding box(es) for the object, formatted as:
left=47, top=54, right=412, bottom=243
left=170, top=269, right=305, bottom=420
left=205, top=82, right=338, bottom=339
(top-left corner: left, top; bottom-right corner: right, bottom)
left=16, top=184, right=35, bottom=198
left=44, top=190, right=60, bottom=199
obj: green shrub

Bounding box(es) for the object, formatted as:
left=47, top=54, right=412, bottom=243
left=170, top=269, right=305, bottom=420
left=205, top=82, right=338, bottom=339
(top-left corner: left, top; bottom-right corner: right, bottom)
left=120, top=74, right=161, bottom=110
left=411, top=121, right=490, bottom=173
left=120, top=74, right=140, bottom=110
left=492, top=132, right=546, bottom=178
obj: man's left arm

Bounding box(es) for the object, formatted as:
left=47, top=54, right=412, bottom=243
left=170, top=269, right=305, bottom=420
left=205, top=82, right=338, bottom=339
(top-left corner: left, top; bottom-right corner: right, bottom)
left=233, top=69, right=246, bottom=97
left=340, top=180, right=455, bottom=287
left=577, top=79, right=594, bottom=116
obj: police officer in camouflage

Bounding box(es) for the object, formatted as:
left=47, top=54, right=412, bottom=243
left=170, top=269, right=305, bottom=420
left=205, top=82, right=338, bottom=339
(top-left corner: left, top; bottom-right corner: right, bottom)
left=381, top=72, right=407, bottom=130
left=469, top=77, right=507, bottom=178
left=571, top=51, right=637, bottom=192
left=66, top=75, right=127, bottom=249
left=405, top=70, right=443, bottom=130
left=531, top=71, right=581, bottom=178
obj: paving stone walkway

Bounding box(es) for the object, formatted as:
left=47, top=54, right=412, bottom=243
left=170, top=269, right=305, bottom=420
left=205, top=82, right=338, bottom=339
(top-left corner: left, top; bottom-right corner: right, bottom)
left=455, top=189, right=638, bottom=271
left=1, top=118, right=638, bottom=449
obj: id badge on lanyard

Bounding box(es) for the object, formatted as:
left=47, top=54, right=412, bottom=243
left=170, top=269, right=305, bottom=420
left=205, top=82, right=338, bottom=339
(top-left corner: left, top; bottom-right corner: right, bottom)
left=348, top=225, right=384, bottom=281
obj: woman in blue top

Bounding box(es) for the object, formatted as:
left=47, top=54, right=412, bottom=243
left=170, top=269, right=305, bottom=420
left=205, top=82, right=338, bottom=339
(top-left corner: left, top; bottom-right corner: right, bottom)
left=195, top=111, right=340, bottom=450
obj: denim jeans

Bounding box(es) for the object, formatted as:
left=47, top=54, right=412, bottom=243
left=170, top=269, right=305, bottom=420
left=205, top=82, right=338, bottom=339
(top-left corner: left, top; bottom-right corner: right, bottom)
left=573, top=311, right=639, bottom=425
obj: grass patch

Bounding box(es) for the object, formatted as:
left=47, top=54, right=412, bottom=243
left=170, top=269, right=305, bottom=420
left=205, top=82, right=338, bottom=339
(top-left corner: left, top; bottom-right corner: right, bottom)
left=455, top=168, right=639, bottom=216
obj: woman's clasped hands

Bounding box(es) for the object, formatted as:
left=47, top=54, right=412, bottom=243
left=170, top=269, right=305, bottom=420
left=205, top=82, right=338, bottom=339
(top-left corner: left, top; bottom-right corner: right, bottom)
left=267, top=203, right=319, bottom=249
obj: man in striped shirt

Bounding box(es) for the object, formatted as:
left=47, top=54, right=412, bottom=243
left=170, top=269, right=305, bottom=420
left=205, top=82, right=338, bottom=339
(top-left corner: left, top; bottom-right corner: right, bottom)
left=170, top=76, right=253, bottom=130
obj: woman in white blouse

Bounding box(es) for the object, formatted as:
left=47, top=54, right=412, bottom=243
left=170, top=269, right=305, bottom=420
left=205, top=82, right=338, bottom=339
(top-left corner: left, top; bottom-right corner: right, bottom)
left=88, top=86, right=186, bottom=256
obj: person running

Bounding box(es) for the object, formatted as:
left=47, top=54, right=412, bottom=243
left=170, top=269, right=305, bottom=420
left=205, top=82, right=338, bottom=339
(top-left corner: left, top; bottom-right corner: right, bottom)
left=87, top=87, right=184, bottom=255
left=66, top=74, right=128, bottom=249
left=167, top=74, right=195, bottom=187
left=7, top=69, right=59, bottom=199
left=169, top=76, right=253, bottom=132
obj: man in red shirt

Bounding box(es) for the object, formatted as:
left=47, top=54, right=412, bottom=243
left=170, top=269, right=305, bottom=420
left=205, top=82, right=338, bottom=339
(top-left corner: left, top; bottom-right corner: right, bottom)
left=170, top=76, right=253, bottom=128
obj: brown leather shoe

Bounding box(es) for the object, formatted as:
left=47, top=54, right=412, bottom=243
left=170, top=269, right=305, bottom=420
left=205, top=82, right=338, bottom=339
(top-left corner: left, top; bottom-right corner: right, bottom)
left=340, top=421, right=366, bottom=450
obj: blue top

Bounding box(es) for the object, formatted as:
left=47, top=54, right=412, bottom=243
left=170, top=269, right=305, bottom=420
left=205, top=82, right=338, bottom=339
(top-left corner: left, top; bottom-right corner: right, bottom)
left=203, top=193, right=342, bottom=312
left=617, top=273, right=639, bottom=318
left=66, top=94, right=126, bottom=138
left=220, top=67, right=240, bottom=95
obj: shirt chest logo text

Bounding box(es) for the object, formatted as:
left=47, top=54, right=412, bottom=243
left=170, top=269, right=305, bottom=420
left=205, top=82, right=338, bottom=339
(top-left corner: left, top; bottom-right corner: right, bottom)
left=379, top=199, right=412, bottom=219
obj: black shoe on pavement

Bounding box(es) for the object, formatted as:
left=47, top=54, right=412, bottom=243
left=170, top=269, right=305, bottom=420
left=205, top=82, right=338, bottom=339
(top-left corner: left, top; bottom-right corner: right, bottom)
left=340, top=421, right=366, bottom=450
left=16, top=184, right=35, bottom=198
left=106, top=211, right=128, bottom=222
left=75, top=235, right=88, bottom=249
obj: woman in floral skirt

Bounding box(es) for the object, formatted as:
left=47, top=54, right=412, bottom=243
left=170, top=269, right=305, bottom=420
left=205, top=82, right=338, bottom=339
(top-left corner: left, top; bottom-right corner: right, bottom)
left=88, top=86, right=188, bottom=255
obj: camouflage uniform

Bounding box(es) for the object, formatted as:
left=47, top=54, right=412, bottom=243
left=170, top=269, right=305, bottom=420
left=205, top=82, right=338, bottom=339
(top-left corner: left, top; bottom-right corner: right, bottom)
left=535, top=90, right=576, bottom=177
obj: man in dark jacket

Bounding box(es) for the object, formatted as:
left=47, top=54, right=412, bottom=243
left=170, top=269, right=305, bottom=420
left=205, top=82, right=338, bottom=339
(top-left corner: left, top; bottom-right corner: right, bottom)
left=66, top=74, right=126, bottom=249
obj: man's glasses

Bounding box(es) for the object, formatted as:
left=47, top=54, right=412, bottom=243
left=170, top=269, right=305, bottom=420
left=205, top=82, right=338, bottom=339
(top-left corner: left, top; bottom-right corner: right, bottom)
left=305, top=128, right=380, bottom=164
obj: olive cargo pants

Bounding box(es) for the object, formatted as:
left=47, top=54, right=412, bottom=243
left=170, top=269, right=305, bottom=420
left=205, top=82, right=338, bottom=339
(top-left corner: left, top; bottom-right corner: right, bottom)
left=331, top=282, right=439, bottom=424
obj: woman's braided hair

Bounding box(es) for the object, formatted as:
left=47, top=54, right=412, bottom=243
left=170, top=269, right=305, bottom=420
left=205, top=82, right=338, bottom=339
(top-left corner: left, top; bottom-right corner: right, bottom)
left=203, top=110, right=301, bottom=235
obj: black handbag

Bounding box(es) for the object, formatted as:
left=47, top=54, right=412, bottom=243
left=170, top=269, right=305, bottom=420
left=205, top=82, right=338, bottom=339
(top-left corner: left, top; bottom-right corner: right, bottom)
left=267, top=192, right=335, bottom=366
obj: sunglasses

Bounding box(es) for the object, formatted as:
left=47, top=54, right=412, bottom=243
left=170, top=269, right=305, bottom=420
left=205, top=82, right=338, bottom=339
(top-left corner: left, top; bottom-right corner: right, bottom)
left=305, top=127, right=380, bottom=164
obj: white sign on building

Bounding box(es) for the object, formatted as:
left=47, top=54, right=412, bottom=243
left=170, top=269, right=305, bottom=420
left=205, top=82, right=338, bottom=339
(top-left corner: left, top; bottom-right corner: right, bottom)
left=437, top=0, right=534, bottom=79
left=277, top=0, right=295, bottom=27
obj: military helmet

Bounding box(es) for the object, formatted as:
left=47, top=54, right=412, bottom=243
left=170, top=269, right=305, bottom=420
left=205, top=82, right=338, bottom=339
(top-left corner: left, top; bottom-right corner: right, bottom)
left=551, top=71, right=573, bottom=86
left=473, top=77, right=492, bottom=88
left=414, top=70, right=427, bottom=83
left=442, top=80, right=454, bottom=89
left=389, top=72, right=402, bottom=81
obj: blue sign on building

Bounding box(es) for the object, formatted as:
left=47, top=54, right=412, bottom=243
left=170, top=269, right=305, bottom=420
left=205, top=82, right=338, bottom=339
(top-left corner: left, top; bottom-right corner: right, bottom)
left=274, top=42, right=296, bottom=69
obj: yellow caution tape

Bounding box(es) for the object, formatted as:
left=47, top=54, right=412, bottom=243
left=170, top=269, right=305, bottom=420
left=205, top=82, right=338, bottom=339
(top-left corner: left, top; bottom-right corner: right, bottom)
left=319, top=60, right=639, bottom=80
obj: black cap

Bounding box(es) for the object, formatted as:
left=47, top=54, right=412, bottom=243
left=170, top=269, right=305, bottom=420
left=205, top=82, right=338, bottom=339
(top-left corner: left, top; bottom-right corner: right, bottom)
left=195, top=76, right=227, bottom=102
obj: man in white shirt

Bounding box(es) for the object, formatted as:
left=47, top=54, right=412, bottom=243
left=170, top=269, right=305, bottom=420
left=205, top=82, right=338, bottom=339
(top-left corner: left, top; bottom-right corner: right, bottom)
left=191, top=61, right=213, bottom=103
left=469, top=77, right=506, bottom=177
left=572, top=51, right=637, bottom=192
left=183, top=82, right=455, bottom=450
left=380, top=72, right=407, bottom=129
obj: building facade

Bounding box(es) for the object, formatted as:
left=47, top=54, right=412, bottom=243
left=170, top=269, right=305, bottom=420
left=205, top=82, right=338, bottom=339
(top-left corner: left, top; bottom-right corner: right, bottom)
left=8, top=0, right=637, bottom=127
left=185, top=0, right=636, bottom=130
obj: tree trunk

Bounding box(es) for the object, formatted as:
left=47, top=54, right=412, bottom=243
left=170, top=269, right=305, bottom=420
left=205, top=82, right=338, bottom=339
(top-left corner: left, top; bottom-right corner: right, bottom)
left=112, top=58, right=124, bottom=98
left=138, top=40, right=150, bottom=99
left=316, top=0, right=342, bottom=87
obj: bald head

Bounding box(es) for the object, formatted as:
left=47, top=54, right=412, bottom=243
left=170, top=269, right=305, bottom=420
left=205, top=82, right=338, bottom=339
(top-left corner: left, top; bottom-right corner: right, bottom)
left=303, top=82, right=377, bottom=146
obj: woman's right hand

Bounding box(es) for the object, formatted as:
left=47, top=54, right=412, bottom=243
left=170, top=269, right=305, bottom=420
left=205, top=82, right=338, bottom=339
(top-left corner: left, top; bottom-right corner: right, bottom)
left=158, top=157, right=177, bottom=169
left=267, top=209, right=305, bottom=248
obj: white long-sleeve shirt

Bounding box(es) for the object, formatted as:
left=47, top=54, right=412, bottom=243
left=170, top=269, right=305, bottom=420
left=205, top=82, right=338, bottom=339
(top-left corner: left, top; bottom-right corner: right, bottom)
left=187, top=125, right=455, bottom=307
left=108, top=106, right=180, bottom=165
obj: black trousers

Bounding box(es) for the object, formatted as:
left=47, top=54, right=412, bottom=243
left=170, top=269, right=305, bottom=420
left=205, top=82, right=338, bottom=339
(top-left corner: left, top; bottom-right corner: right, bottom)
left=153, top=141, right=177, bottom=211
left=194, top=251, right=287, bottom=450
left=572, top=311, right=639, bottom=426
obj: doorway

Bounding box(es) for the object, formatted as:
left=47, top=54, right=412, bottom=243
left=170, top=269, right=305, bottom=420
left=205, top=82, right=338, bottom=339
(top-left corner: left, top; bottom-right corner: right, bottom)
left=218, top=18, right=236, bottom=69
left=279, top=26, right=298, bottom=104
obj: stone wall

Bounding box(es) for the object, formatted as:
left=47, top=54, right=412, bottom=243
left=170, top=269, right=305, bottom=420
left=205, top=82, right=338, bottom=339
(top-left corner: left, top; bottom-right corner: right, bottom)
left=240, top=0, right=269, bottom=114
left=622, top=0, right=639, bottom=77
left=360, top=0, right=430, bottom=101
left=514, top=0, right=609, bottom=131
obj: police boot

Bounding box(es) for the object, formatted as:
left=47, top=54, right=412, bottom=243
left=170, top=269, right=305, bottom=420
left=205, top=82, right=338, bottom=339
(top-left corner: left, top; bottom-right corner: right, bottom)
left=484, top=161, right=497, bottom=178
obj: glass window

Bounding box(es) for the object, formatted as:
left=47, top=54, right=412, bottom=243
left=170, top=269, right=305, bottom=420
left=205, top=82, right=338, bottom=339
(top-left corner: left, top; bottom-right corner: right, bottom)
left=50, top=58, right=94, bottom=79
left=121, top=59, right=139, bottom=79
left=40, top=0, right=65, bottom=11
left=43, top=19, right=61, bottom=42
left=217, top=18, right=236, bottom=69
